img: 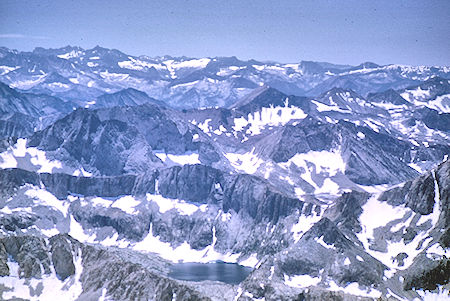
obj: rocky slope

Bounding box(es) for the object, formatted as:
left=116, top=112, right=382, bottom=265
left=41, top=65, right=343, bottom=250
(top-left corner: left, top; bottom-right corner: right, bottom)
left=0, top=157, right=448, bottom=300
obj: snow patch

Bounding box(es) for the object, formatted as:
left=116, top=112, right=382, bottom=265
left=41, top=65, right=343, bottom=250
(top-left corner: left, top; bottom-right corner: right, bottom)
left=118, top=57, right=165, bottom=71
left=284, top=274, right=321, bottom=288
left=0, top=138, right=63, bottom=173
left=328, top=280, right=382, bottom=298
left=111, top=196, right=141, bottom=215
left=154, top=152, right=200, bottom=165
left=0, top=65, right=19, bottom=75
left=426, top=243, right=450, bottom=259
left=415, top=286, right=450, bottom=301
left=57, top=50, right=83, bottom=59
left=291, top=209, right=323, bottom=243
left=146, top=193, right=205, bottom=216
left=279, top=149, right=345, bottom=195
left=133, top=224, right=241, bottom=264
left=315, top=236, right=336, bottom=250
left=357, top=184, right=440, bottom=273
left=165, top=58, right=211, bottom=70
left=239, top=253, right=259, bottom=268
left=232, top=101, right=307, bottom=135
left=280, top=150, right=345, bottom=177
left=25, top=187, right=69, bottom=217
left=224, top=148, right=264, bottom=174
left=312, top=100, right=352, bottom=113
left=72, top=167, right=93, bottom=177
left=0, top=249, right=83, bottom=300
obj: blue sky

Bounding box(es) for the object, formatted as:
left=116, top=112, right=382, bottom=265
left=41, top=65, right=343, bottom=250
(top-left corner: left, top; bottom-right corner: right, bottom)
left=1, top=0, right=449, bottom=66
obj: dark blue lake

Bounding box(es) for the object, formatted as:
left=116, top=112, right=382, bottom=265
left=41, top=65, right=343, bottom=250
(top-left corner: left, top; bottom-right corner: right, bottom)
left=168, top=262, right=252, bottom=284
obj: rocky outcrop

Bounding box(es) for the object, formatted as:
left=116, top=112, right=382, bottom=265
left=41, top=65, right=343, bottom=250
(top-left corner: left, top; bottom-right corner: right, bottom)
left=404, top=172, right=436, bottom=215
left=0, top=168, right=40, bottom=195
left=323, top=191, right=369, bottom=233
left=0, top=211, right=38, bottom=232
left=0, top=242, right=9, bottom=276
left=413, top=107, right=450, bottom=132
left=0, top=116, right=35, bottom=138
left=379, top=160, right=449, bottom=216
left=270, top=117, right=340, bottom=163
left=403, top=258, right=450, bottom=291
left=280, top=217, right=386, bottom=287
left=49, top=234, right=78, bottom=280
left=436, top=160, right=450, bottom=247
left=70, top=200, right=152, bottom=241
left=94, top=88, right=165, bottom=109
left=0, top=234, right=215, bottom=300
left=25, top=103, right=223, bottom=174
left=1, top=235, right=52, bottom=278
left=269, top=117, right=418, bottom=185
left=79, top=243, right=211, bottom=301
left=0, top=168, right=154, bottom=199
left=222, top=174, right=301, bottom=223
left=28, top=108, right=164, bottom=176
left=157, top=164, right=223, bottom=202
left=0, top=163, right=303, bottom=224
left=40, top=172, right=139, bottom=199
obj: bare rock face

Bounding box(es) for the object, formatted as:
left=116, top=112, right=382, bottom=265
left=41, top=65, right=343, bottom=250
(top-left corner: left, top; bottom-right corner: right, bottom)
left=269, top=116, right=418, bottom=186
left=403, top=258, right=450, bottom=291
left=49, top=234, right=77, bottom=280
left=404, top=173, right=436, bottom=215
left=40, top=172, right=139, bottom=199
left=1, top=236, right=52, bottom=278
left=380, top=160, right=448, bottom=216
left=157, top=164, right=223, bottom=203
left=0, top=211, right=38, bottom=232
left=279, top=217, right=386, bottom=287
left=323, top=190, right=369, bottom=232
left=0, top=242, right=9, bottom=276
left=28, top=108, right=164, bottom=176
left=0, top=168, right=40, bottom=195
left=436, top=159, right=450, bottom=239
left=0, top=233, right=215, bottom=300
left=70, top=200, right=152, bottom=241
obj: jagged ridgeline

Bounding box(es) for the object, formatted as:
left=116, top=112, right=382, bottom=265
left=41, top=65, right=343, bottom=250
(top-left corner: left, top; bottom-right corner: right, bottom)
left=0, top=46, right=449, bottom=300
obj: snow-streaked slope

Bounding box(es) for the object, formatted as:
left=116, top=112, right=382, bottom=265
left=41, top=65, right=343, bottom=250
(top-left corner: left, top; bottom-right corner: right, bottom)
left=0, top=138, right=92, bottom=176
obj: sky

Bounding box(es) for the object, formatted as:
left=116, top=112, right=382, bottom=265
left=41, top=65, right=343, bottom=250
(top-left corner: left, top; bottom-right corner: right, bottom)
left=0, top=0, right=449, bottom=66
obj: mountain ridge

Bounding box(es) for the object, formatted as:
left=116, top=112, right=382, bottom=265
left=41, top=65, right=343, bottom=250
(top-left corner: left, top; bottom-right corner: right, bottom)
left=1, top=45, right=449, bottom=109
left=0, top=45, right=449, bottom=300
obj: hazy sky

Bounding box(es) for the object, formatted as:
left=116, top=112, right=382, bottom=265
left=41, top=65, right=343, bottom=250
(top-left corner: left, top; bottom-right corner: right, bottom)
left=1, top=0, right=449, bottom=66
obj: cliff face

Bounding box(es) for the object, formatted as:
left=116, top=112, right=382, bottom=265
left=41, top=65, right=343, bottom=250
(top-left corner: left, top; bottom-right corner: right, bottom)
left=0, top=161, right=448, bottom=300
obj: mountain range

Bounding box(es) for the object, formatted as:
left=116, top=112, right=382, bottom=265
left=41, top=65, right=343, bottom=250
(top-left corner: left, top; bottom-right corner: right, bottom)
left=1, top=45, right=449, bottom=109
left=0, top=46, right=449, bottom=300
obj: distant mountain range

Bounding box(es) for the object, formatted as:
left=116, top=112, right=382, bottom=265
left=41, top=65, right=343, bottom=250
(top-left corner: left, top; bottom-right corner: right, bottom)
left=1, top=45, right=449, bottom=109
left=0, top=46, right=449, bottom=300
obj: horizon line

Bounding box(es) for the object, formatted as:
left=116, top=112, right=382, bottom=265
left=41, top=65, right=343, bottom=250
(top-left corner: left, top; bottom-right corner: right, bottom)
left=1, top=44, right=450, bottom=68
